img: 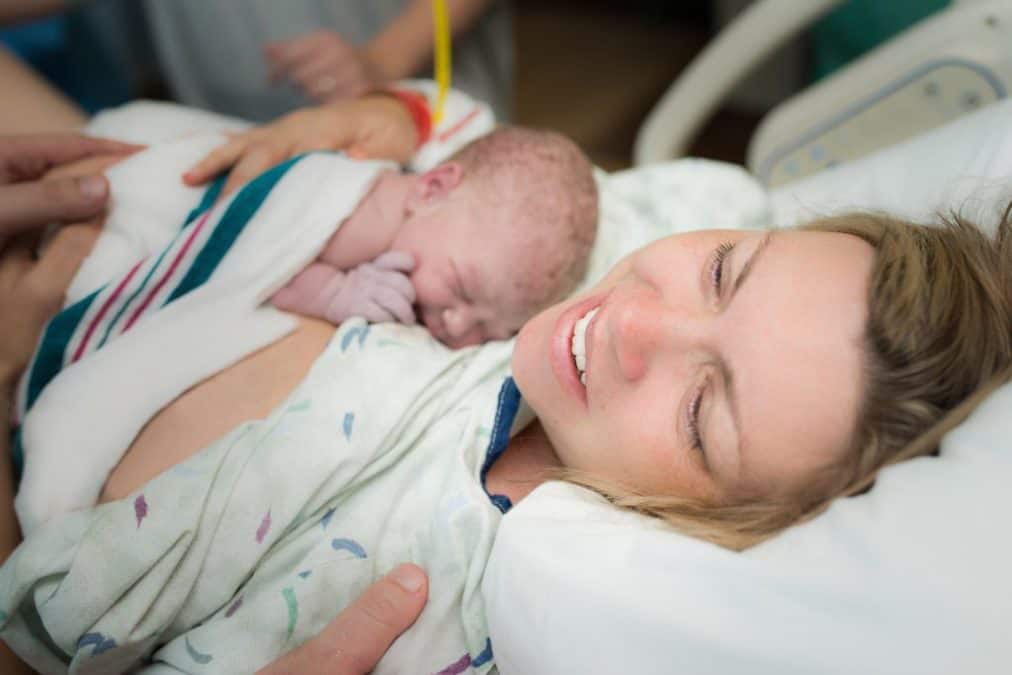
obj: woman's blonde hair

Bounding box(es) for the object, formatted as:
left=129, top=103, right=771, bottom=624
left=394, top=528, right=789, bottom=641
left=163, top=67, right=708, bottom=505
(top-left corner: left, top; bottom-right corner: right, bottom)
left=565, top=207, right=1012, bottom=551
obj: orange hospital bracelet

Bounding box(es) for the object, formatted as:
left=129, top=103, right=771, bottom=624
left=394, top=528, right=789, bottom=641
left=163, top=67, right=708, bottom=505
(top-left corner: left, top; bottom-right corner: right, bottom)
left=388, top=89, right=433, bottom=148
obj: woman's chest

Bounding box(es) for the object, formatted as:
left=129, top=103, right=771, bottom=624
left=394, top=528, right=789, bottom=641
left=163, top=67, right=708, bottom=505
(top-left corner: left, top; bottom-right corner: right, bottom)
left=100, top=319, right=335, bottom=503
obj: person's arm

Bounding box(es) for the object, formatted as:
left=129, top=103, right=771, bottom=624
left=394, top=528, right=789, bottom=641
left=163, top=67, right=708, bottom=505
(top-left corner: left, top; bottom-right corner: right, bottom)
left=364, top=0, right=495, bottom=82
left=264, top=0, right=493, bottom=102
left=0, top=47, right=88, bottom=135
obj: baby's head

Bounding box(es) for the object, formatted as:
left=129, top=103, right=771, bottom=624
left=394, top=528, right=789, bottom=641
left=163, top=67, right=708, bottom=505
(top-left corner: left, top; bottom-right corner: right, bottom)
left=393, top=127, right=598, bottom=348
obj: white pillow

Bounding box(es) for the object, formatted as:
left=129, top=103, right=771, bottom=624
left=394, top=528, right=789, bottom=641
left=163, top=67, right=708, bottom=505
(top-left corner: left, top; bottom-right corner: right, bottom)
left=484, top=99, right=1012, bottom=674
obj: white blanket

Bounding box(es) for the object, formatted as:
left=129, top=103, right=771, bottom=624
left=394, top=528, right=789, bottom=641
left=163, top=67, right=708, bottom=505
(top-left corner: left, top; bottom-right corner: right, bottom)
left=15, top=141, right=393, bottom=532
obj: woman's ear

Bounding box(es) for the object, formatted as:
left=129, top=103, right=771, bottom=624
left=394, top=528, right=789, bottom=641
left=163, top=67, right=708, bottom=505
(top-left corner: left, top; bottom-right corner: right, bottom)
left=408, top=162, right=464, bottom=209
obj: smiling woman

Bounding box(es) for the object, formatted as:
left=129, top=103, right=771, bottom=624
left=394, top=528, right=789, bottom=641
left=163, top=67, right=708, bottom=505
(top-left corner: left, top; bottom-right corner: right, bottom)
left=499, top=210, right=1012, bottom=550
left=2, top=73, right=1010, bottom=670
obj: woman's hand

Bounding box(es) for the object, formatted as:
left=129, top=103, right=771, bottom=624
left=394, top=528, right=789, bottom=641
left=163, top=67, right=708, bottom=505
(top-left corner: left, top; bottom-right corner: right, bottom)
left=0, top=133, right=139, bottom=242
left=257, top=563, right=428, bottom=674
left=183, top=96, right=418, bottom=198
left=265, top=30, right=383, bottom=103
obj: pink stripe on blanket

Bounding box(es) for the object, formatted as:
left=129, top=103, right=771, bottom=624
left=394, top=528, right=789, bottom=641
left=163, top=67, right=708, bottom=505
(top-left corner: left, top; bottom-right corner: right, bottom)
left=438, top=106, right=481, bottom=143
left=123, top=209, right=213, bottom=332
left=71, top=259, right=145, bottom=363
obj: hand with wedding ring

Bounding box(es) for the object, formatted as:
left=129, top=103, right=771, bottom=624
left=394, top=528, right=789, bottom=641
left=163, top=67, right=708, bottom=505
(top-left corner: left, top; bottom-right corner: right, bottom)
left=265, top=29, right=383, bottom=103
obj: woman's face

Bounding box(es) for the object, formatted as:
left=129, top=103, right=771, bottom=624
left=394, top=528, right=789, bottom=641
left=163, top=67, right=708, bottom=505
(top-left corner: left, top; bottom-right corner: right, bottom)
left=512, top=229, right=874, bottom=503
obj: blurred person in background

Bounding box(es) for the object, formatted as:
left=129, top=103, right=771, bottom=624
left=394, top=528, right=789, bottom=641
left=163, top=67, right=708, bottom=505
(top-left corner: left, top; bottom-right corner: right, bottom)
left=1, top=0, right=513, bottom=122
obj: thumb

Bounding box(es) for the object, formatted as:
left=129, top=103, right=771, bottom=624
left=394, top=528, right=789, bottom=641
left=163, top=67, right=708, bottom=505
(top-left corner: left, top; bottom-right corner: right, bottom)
left=0, top=175, right=109, bottom=236
left=315, top=564, right=428, bottom=673
left=257, top=563, right=428, bottom=675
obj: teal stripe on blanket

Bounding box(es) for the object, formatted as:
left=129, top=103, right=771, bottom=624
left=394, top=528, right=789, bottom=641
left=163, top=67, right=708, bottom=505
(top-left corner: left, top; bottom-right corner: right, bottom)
left=25, top=287, right=101, bottom=411
left=14, top=156, right=307, bottom=473
left=166, top=155, right=302, bottom=304
left=96, top=166, right=278, bottom=349
left=22, top=156, right=300, bottom=419
left=183, top=175, right=226, bottom=226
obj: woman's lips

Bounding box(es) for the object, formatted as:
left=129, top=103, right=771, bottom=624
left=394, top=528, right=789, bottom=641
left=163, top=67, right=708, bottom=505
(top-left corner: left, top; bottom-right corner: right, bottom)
left=550, top=292, right=608, bottom=407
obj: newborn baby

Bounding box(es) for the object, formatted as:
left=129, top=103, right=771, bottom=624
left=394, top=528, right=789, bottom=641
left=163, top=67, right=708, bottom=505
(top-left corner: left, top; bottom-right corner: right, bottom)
left=272, top=127, right=599, bottom=348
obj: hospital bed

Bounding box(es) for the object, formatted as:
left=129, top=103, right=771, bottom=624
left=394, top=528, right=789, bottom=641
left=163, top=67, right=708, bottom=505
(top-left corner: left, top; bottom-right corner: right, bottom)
left=636, top=0, right=1012, bottom=185
left=486, top=3, right=1012, bottom=674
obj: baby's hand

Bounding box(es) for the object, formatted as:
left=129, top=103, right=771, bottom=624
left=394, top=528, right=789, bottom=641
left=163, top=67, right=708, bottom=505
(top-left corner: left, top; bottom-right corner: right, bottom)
left=327, top=250, right=417, bottom=325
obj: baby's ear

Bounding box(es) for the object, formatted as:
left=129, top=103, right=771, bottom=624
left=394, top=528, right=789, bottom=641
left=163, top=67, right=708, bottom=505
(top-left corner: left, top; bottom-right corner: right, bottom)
left=410, top=162, right=464, bottom=207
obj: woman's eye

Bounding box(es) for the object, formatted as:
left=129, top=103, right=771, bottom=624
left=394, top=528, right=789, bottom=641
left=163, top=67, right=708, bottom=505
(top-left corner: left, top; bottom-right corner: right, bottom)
left=710, top=241, right=735, bottom=296
left=687, top=385, right=706, bottom=455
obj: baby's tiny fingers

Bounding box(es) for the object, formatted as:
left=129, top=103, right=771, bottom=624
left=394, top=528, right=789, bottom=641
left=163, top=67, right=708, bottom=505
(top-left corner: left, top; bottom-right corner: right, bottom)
left=376, top=269, right=415, bottom=305
left=373, top=285, right=415, bottom=325
left=357, top=299, right=395, bottom=324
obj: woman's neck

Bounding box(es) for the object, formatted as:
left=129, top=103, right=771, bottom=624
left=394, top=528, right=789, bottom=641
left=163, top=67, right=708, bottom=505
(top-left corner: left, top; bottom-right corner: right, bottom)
left=484, top=420, right=562, bottom=506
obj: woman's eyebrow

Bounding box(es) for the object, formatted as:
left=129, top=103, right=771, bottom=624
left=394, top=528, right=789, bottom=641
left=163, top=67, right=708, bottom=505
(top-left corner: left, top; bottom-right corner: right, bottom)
left=718, top=231, right=775, bottom=479
left=731, top=231, right=775, bottom=299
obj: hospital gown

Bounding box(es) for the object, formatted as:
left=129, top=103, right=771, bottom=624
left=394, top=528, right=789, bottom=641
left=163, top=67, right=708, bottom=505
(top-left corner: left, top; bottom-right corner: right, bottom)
left=1, top=317, right=527, bottom=674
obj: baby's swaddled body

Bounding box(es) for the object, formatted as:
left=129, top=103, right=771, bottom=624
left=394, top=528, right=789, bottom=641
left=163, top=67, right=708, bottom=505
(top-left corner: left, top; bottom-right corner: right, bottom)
left=3, top=135, right=528, bottom=673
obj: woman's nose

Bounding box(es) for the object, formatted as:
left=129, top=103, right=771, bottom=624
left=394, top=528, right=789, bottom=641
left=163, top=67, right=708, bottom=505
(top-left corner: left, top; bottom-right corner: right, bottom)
left=608, top=288, right=703, bottom=381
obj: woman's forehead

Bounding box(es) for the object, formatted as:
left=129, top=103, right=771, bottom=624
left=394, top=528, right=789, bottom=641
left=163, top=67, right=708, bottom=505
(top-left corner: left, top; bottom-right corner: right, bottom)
left=720, top=229, right=873, bottom=495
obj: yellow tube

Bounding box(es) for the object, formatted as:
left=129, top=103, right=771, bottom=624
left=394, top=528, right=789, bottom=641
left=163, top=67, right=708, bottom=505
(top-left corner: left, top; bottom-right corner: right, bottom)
left=432, top=0, right=451, bottom=124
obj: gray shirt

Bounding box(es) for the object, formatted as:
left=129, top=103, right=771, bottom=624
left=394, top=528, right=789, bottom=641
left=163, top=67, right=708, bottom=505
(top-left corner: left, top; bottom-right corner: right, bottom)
left=141, top=0, right=513, bottom=121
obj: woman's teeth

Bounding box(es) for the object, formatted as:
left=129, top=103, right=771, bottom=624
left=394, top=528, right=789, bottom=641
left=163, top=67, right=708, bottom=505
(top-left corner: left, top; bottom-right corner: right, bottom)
left=570, top=307, right=598, bottom=386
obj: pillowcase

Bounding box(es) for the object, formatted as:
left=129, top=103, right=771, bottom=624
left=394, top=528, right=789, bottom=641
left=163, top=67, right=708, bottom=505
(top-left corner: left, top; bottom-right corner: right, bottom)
left=484, top=98, right=1012, bottom=675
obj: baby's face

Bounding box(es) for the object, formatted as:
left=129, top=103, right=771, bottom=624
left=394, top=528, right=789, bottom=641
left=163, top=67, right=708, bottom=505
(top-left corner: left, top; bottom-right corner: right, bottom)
left=391, top=202, right=532, bottom=348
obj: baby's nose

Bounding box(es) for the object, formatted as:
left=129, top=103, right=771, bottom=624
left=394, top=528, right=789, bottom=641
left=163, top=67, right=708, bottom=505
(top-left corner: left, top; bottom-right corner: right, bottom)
left=442, top=307, right=483, bottom=348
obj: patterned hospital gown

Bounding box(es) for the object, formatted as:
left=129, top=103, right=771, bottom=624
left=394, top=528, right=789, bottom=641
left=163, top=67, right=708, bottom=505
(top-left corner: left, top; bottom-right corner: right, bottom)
left=1, top=317, right=526, bottom=674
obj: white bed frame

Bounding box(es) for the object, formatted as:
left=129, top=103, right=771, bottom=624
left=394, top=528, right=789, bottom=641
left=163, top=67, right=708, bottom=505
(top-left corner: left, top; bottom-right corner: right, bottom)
left=634, top=0, right=1012, bottom=186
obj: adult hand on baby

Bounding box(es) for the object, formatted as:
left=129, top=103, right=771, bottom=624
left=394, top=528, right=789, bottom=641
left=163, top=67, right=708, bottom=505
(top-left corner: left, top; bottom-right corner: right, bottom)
left=257, top=563, right=428, bottom=675
left=0, top=133, right=140, bottom=242
left=265, top=30, right=383, bottom=103
left=183, top=96, right=418, bottom=198
left=329, top=250, right=417, bottom=325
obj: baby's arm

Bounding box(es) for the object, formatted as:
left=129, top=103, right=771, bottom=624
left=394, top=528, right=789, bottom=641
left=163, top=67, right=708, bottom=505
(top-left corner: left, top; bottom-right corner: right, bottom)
left=272, top=251, right=416, bottom=325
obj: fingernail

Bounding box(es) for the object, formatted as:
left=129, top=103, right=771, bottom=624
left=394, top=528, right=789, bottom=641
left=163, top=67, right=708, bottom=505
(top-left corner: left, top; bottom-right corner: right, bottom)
left=390, top=565, right=425, bottom=593
left=78, top=175, right=108, bottom=200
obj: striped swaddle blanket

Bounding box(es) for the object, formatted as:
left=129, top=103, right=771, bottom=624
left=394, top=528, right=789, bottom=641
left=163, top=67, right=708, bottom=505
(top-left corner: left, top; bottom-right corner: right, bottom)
left=14, top=142, right=390, bottom=532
